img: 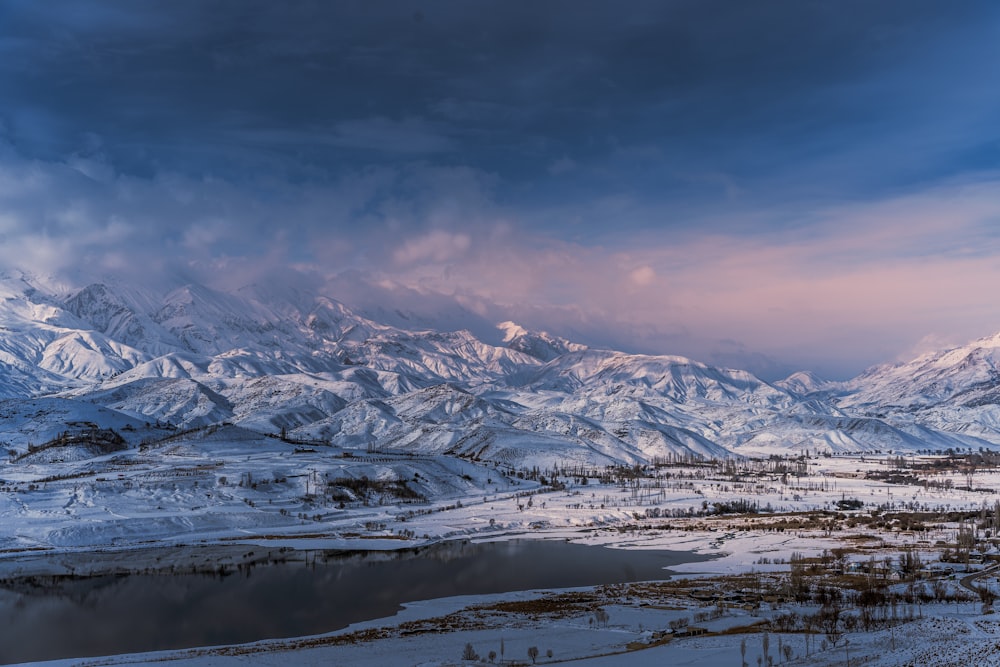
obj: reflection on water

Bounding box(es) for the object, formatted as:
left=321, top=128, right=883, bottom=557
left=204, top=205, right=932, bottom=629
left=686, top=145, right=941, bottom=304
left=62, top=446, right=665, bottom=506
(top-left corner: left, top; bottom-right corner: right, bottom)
left=0, top=540, right=710, bottom=664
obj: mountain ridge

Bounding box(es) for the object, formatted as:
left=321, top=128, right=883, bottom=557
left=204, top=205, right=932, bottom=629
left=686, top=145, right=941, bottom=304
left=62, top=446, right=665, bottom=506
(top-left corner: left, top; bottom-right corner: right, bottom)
left=1, top=275, right=999, bottom=467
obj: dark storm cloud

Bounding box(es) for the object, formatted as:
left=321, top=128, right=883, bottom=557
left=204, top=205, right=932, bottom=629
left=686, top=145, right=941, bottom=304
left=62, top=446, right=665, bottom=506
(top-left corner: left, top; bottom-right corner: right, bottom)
left=4, top=1, right=995, bottom=196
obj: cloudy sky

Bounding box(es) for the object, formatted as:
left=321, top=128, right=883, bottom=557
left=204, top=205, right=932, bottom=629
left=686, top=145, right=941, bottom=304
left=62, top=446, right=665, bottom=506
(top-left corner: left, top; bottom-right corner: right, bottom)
left=1, top=0, right=999, bottom=379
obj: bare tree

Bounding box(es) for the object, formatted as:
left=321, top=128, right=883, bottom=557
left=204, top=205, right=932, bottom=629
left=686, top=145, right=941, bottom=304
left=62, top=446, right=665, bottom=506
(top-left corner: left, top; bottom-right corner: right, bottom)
left=958, top=520, right=976, bottom=567
left=669, top=616, right=690, bottom=632
left=528, top=646, right=539, bottom=664
left=462, top=643, right=479, bottom=661
left=899, top=549, right=923, bottom=579
left=979, top=585, right=997, bottom=613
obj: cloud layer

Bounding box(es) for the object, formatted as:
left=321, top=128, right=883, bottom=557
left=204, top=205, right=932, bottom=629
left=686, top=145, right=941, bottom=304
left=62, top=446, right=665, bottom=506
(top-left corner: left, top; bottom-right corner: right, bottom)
left=1, top=1, right=999, bottom=379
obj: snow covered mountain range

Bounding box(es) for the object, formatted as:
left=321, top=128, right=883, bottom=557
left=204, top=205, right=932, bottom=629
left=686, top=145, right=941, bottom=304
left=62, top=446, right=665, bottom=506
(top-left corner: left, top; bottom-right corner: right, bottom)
left=2, top=270, right=1000, bottom=468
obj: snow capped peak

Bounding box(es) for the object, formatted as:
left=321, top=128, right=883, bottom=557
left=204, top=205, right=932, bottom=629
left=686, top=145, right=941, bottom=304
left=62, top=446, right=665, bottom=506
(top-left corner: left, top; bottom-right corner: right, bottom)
left=841, top=328, right=1000, bottom=420
left=775, top=370, right=832, bottom=395
left=0, top=269, right=72, bottom=299
left=967, top=329, right=1000, bottom=352
left=498, top=321, right=528, bottom=343
left=497, top=320, right=587, bottom=361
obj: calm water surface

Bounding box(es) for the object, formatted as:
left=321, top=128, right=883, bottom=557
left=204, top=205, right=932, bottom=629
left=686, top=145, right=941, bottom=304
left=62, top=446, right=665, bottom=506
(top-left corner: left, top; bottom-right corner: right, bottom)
left=0, top=539, right=712, bottom=664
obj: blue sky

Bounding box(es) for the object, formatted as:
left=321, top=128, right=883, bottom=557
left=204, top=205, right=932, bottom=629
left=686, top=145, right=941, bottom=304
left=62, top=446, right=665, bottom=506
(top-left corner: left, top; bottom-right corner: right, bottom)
left=1, top=1, right=999, bottom=379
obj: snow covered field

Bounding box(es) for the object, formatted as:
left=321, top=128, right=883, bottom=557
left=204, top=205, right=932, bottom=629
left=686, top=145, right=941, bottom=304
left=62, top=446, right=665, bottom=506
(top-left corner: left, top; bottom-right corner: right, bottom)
left=3, top=421, right=995, bottom=560
left=6, top=449, right=1000, bottom=666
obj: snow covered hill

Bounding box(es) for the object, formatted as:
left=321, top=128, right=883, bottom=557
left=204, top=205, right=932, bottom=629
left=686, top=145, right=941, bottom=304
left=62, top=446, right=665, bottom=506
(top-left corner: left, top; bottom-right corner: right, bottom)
left=498, top=321, right=587, bottom=362
left=843, top=332, right=1000, bottom=411
left=1, top=272, right=1000, bottom=470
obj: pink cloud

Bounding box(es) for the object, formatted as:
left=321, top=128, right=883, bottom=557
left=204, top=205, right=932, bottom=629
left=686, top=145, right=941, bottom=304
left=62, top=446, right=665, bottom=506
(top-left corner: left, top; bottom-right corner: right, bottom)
left=4, top=139, right=998, bottom=379
left=370, top=176, right=1000, bottom=377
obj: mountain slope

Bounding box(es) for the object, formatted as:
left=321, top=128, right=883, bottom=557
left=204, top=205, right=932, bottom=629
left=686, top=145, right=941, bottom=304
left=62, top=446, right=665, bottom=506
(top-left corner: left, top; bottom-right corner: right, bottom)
left=842, top=332, right=1000, bottom=410
left=837, top=332, right=1000, bottom=442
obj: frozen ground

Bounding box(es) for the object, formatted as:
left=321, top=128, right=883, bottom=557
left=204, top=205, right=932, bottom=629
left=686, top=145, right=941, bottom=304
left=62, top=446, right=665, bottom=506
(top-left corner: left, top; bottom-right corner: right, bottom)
left=7, top=448, right=1000, bottom=665
left=2, top=431, right=991, bottom=562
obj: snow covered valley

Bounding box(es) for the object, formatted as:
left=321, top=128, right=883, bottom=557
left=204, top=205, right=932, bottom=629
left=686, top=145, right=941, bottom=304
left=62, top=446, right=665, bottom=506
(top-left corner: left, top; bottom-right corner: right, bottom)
left=6, top=274, right=1000, bottom=664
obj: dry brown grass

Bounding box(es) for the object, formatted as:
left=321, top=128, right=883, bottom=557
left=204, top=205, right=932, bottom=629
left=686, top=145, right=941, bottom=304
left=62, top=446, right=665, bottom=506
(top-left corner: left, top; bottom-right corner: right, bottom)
left=477, top=592, right=600, bottom=617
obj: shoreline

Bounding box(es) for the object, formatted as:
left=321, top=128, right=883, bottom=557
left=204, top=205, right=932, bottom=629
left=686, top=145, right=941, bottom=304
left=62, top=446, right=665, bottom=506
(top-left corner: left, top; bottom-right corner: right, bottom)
left=0, top=532, right=716, bottom=666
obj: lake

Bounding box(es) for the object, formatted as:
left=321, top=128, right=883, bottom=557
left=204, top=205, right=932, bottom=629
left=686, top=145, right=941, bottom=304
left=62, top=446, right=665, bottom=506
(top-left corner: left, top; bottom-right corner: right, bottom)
left=0, top=539, right=712, bottom=664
